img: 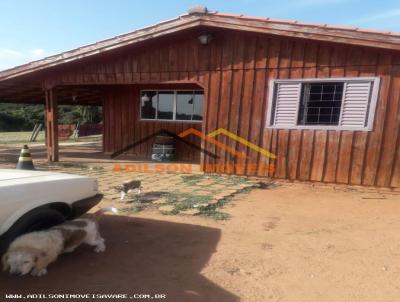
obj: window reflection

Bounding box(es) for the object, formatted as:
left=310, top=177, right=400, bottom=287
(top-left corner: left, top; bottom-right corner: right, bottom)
left=140, top=90, right=203, bottom=121
left=157, top=91, right=174, bottom=120
left=141, top=91, right=157, bottom=119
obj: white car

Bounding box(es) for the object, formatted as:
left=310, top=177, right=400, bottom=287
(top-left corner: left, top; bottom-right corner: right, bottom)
left=0, top=169, right=103, bottom=254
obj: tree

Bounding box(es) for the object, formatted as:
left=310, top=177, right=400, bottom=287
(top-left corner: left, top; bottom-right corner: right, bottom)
left=0, top=104, right=102, bottom=131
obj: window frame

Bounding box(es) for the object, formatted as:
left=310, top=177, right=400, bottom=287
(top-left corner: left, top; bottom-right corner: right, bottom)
left=139, top=89, right=204, bottom=123
left=266, top=77, right=380, bottom=131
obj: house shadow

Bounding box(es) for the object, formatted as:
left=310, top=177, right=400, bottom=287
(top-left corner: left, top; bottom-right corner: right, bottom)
left=0, top=215, right=239, bottom=302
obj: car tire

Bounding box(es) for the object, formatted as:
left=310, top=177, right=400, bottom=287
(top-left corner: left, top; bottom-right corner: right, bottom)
left=0, top=208, right=66, bottom=255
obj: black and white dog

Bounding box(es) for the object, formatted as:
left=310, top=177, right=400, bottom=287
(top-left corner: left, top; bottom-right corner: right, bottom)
left=115, top=180, right=142, bottom=201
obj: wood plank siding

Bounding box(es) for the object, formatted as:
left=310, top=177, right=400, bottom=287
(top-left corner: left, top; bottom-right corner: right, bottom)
left=102, top=85, right=202, bottom=162
left=44, top=28, right=400, bottom=188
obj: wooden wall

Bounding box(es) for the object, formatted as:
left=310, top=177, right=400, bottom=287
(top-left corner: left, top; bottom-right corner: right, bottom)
left=47, top=28, right=400, bottom=187
left=102, top=85, right=202, bottom=162
left=200, top=31, right=400, bottom=188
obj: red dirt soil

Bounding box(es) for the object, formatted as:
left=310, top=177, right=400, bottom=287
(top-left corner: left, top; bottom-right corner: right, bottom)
left=1, top=184, right=400, bottom=301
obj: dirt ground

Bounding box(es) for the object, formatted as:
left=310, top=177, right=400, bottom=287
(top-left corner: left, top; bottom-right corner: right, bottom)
left=1, top=182, right=400, bottom=302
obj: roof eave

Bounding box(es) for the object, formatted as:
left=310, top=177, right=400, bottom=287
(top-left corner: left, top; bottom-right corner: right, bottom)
left=1, top=12, right=400, bottom=83
left=0, top=15, right=202, bottom=82
left=200, top=15, right=400, bottom=51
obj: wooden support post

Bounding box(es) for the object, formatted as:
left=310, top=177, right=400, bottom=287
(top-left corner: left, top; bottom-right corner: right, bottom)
left=45, top=89, right=59, bottom=162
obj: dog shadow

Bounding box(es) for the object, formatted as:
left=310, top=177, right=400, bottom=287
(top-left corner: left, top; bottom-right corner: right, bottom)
left=0, top=215, right=238, bottom=302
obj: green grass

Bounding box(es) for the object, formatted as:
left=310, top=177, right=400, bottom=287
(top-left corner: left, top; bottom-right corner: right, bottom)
left=115, top=178, right=270, bottom=220
left=0, top=131, right=45, bottom=144
left=0, top=132, right=102, bottom=144
left=180, top=174, right=207, bottom=185
left=177, top=174, right=263, bottom=220
left=200, top=210, right=231, bottom=220
left=156, top=191, right=232, bottom=220
left=164, top=192, right=212, bottom=213
left=120, top=190, right=231, bottom=220
left=198, top=196, right=232, bottom=220
left=57, top=162, right=89, bottom=169
left=180, top=173, right=249, bottom=186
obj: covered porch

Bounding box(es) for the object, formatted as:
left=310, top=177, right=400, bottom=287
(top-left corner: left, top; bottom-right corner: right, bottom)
left=0, top=81, right=204, bottom=165
left=0, top=23, right=213, bottom=171
left=0, top=138, right=202, bottom=174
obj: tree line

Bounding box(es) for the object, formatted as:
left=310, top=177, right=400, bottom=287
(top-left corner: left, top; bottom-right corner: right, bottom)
left=0, top=104, right=102, bottom=131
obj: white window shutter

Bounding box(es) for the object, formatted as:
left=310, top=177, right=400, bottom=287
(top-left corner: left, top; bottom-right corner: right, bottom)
left=340, top=81, right=372, bottom=128
left=273, top=83, right=301, bottom=126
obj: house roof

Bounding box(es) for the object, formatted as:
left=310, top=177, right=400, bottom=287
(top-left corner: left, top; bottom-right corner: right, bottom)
left=1, top=9, right=400, bottom=83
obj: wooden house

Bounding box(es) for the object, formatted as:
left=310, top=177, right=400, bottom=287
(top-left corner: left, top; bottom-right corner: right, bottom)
left=0, top=8, right=399, bottom=188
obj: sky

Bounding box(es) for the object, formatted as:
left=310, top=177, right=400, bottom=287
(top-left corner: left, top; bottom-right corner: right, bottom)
left=0, top=0, right=399, bottom=71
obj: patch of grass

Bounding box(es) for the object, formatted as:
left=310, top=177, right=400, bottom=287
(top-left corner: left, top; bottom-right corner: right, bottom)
left=119, top=174, right=271, bottom=220
left=201, top=210, right=230, bottom=220
left=180, top=174, right=207, bottom=185
left=90, top=166, right=104, bottom=171
left=198, top=196, right=232, bottom=220
left=122, top=190, right=233, bottom=220
left=58, top=162, right=89, bottom=169
left=0, top=131, right=45, bottom=144
left=119, top=203, right=146, bottom=213
left=228, top=176, right=249, bottom=184
left=177, top=174, right=264, bottom=220
left=164, top=192, right=212, bottom=213
left=237, top=187, right=254, bottom=194
left=204, top=174, right=249, bottom=185
left=181, top=173, right=251, bottom=189
left=0, top=132, right=102, bottom=145
left=204, top=174, right=229, bottom=184
left=256, top=181, right=279, bottom=190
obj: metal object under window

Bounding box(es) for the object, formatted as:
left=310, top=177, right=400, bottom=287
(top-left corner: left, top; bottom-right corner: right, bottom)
left=151, top=134, right=176, bottom=162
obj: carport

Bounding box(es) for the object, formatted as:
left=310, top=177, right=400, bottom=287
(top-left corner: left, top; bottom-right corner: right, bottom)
left=0, top=14, right=206, bottom=164
left=0, top=81, right=102, bottom=161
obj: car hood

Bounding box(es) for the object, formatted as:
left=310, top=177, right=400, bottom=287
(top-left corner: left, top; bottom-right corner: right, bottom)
left=0, top=169, right=86, bottom=185
left=0, top=169, right=100, bottom=236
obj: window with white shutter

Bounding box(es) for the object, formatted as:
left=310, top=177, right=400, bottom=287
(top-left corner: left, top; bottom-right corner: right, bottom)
left=266, top=77, right=380, bottom=131
left=272, top=82, right=301, bottom=126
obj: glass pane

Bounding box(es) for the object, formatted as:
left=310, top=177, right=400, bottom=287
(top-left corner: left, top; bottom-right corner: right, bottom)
left=193, top=91, right=203, bottom=121
left=298, top=82, right=344, bottom=126
left=176, top=91, right=194, bottom=120
left=141, top=91, right=157, bottom=119
left=157, top=91, right=174, bottom=120
left=322, top=84, right=335, bottom=93
left=310, top=85, right=322, bottom=94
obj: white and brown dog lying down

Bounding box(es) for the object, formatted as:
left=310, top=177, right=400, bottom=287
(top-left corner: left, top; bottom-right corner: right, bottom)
left=2, top=207, right=117, bottom=277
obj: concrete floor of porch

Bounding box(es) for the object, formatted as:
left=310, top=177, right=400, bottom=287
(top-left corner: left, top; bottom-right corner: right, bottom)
left=0, top=139, right=201, bottom=172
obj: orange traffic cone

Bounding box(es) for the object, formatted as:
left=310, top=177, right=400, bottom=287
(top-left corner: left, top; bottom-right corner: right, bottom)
left=16, top=145, right=35, bottom=170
